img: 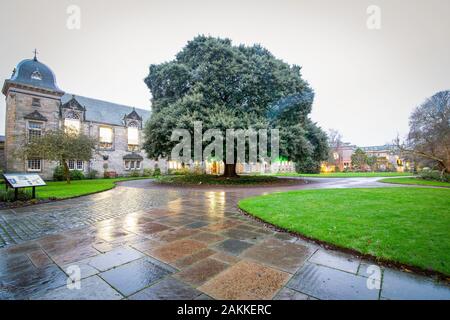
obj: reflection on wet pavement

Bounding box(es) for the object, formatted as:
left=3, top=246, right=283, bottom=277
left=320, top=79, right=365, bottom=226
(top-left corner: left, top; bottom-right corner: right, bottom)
left=0, top=178, right=449, bottom=300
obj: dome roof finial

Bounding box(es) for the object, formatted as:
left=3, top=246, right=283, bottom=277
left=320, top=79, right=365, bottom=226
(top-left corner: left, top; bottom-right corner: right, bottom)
left=33, top=49, right=38, bottom=61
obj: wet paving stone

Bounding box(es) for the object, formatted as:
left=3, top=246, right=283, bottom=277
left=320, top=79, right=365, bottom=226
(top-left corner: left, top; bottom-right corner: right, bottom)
left=88, top=247, right=144, bottom=272
left=211, top=252, right=241, bottom=265
left=173, top=249, right=217, bottom=269
left=0, top=253, right=36, bottom=277
left=287, top=263, right=379, bottom=300
left=189, top=232, right=225, bottom=244
left=175, top=258, right=229, bottom=286
left=0, top=265, right=68, bottom=300
left=129, top=277, right=202, bottom=300
left=185, top=221, right=209, bottom=229
left=274, top=287, right=314, bottom=300
left=199, top=260, right=290, bottom=300
left=155, top=228, right=198, bottom=242
left=50, top=245, right=100, bottom=266
left=62, top=260, right=99, bottom=279
left=381, top=269, right=450, bottom=300
left=28, top=250, right=53, bottom=268
left=242, top=238, right=312, bottom=273
left=221, top=228, right=264, bottom=243
left=100, top=257, right=175, bottom=296
left=213, top=239, right=253, bottom=256
left=147, top=239, right=207, bottom=263
left=33, top=275, right=122, bottom=300
left=308, top=249, right=360, bottom=274
left=125, top=222, right=171, bottom=236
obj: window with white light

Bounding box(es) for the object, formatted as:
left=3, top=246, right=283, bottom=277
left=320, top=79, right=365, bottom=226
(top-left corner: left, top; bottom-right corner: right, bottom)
left=64, top=118, right=80, bottom=134
left=99, top=126, right=113, bottom=149
left=127, top=124, right=139, bottom=151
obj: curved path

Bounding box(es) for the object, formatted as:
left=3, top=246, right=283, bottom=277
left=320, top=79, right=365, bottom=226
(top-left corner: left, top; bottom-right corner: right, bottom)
left=0, top=178, right=449, bottom=300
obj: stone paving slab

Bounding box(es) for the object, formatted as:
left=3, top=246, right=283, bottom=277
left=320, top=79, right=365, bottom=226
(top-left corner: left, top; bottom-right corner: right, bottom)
left=287, top=263, right=380, bottom=300
left=1, top=179, right=450, bottom=300
left=381, top=269, right=450, bottom=300
left=32, top=275, right=123, bottom=300
left=99, top=257, right=174, bottom=296
left=199, top=260, right=290, bottom=300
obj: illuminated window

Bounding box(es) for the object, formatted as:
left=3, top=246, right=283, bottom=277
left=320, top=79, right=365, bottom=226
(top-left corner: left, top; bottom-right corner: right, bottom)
left=28, top=121, right=43, bottom=141
left=27, top=159, right=42, bottom=172
left=99, top=127, right=113, bottom=149
left=64, top=112, right=81, bottom=134
left=64, top=118, right=80, bottom=134
left=128, top=124, right=139, bottom=151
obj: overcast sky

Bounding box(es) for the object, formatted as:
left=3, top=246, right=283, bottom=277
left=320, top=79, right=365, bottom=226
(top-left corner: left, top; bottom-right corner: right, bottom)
left=0, top=0, right=449, bottom=146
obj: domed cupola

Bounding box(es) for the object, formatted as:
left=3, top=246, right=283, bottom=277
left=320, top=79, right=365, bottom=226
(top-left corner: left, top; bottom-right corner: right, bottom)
left=2, top=52, right=64, bottom=96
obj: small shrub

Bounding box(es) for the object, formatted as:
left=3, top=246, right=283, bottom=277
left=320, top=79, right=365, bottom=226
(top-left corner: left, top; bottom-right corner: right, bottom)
left=169, top=167, right=190, bottom=175
left=153, top=168, right=161, bottom=177
left=70, top=170, right=85, bottom=180
left=143, top=168, right=153, bottom=177
left=418, top=168, right=450, bottom=182
left=87, top=170, right=98, bottom=180
left=130, top=170, right=140, bottom=177
left=0, top=189, right=33, bottom=202
left=53, top=166, right=65, bottom=181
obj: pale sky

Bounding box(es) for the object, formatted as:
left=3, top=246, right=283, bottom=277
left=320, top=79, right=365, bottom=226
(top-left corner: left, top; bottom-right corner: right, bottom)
left=1, top=0, right=449, bottom=146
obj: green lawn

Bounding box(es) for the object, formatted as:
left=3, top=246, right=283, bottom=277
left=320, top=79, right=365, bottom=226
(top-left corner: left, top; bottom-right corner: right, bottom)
left=239, top=188, right=450, bottom=275
left=273, top=172, right=412, bottom=178
left=23, top=177, right=151, bottom=199
left=379, top=177, right=450, bottom=188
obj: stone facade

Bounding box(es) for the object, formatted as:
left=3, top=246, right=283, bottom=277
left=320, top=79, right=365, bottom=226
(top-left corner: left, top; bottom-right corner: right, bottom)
left=2, top=57, right=161, bottom=180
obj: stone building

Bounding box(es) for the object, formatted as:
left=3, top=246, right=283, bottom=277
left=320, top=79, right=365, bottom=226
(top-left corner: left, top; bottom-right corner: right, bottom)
left=2, top=55, right=164, bottom=180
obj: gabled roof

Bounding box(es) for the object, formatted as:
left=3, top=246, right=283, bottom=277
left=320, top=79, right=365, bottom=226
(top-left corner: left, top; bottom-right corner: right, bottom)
left=123, top=153, right=144, bottom=160
left=24, top=110, right=48, bottom=122
left=61, top=94, right=151, bottom=126
left=125, top=108, right=143, bottom=121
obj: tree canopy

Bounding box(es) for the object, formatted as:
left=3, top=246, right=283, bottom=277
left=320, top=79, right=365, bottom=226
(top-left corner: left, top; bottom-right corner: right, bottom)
left=20, top=129, right=96, bottom=183
left=143, top=36, right=328, bottom=175
left=401, top=90, right=450, bottom=174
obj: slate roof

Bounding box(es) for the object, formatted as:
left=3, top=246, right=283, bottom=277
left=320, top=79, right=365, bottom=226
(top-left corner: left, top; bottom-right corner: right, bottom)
left=61, top=94, right=151, bottom=126
left=2, top=58, right=64, bottom=94
left=24, top=110, right=48, bottom=122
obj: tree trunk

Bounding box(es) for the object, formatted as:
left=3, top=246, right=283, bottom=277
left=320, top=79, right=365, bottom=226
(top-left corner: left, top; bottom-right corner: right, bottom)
left=62, top=159, right=71, bottom=184
left=222, top=163, right=238, bottom=178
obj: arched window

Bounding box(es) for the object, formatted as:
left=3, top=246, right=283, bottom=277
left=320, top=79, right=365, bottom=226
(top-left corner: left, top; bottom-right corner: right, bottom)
left=64, top=111, right=80, bottom=134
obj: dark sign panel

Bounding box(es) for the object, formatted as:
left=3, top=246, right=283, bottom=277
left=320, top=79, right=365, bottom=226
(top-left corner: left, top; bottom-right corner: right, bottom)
left=3, top=173, right=46, bottom=188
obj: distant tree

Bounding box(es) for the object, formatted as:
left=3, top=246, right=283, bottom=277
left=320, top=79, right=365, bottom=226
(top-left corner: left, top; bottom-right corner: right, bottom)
left=143, top=36, right=328, bottom=176
left=397, top=90, right=450, bottom=175
left=327, top=129, right=343, bottom=165
left=20, top=129, right=96, bottom=183
left=351, top=148, right=368, bottom=171
left=367, top=155, right=378, bottom=171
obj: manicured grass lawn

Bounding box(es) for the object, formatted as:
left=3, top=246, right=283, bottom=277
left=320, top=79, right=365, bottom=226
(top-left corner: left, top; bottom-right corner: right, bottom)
left=379, top=177, right=450, bottom=188
left=239, top=188, right=450, bottom=275
left=274, top=172, right=412, bottom=178
left=27, top=177, right=150, bottom=199
left=156, top=174, right=283, bottom=186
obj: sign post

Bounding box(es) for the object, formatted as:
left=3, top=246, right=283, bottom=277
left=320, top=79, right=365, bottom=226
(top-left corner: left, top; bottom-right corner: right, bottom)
left=2, top=173, right=46, bottom=201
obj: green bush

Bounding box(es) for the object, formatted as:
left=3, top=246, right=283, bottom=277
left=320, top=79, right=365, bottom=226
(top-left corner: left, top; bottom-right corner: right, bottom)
left=86, top=170, right=98, bottom=180
left=53, top=166, right=85, bottom=181
left=153, top=168, right=161, bottom=177
left=0, top=189, right=33, bottom=202
left=143, top=168, right=153, bottom=177
left=168, top=168, right=190, bottom=175
left=418, top=168, right=450, bottom=182
left=130, top=170, right=140, bottom=177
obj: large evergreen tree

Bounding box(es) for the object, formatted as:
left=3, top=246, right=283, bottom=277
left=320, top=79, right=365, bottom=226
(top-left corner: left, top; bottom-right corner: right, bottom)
left=143, top=36, right=328, bottom=176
